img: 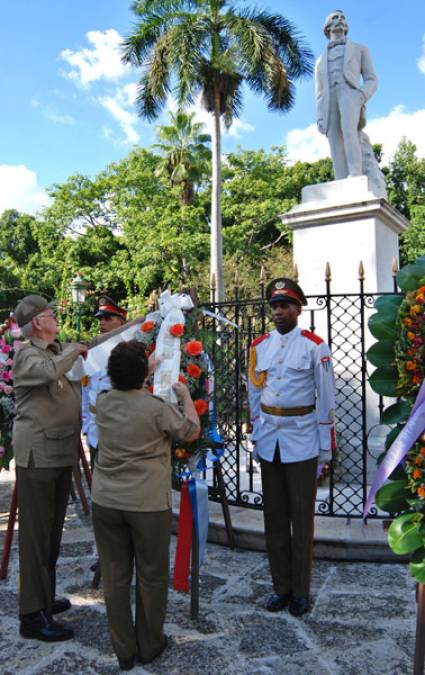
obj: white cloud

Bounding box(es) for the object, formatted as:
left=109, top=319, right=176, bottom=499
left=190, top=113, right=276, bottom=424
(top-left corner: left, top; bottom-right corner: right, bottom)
left=98, top=87, right=140, bottom=144
left=46, top=111, right=76, bottom=126
left=60, top=29, right=130, bottom=87
left=286, top=105, right=425, bottom=164
left=418, top=34, right=425, bottom=74
left=0, top=165, right=49, bottom=215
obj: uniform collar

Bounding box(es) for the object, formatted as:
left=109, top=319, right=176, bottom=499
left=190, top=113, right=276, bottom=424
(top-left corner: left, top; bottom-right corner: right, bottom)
left=273, top=325, right=300, bottom=343
left=30, top=336, right=61, bottom=353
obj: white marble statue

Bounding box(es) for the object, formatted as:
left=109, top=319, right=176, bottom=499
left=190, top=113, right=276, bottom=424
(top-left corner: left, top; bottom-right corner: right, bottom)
left=315, top=10, right=386, bottom=197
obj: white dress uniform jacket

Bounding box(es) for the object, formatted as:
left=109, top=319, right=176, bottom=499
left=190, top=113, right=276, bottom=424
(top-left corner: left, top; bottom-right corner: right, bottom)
left=247, top=327, right=336, bottom=463
left=81, top=370, right=111, bottom=449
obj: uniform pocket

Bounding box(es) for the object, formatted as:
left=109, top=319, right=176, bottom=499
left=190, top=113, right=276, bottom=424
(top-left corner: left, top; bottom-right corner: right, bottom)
left=43, top=426, right=78, bottom=462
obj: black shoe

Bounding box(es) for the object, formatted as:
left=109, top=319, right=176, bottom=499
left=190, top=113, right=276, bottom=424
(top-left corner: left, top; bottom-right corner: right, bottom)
left=118, top=656, right=136, bottom=671
left=51, top=597, right=71, bottom=615
left=20, top=611, right=74, bottom=642
left=139, top=635, right=168, bottom=665
left=265, top=592, right=292, bottom=612
left=289, top=596, right=310, bottom=617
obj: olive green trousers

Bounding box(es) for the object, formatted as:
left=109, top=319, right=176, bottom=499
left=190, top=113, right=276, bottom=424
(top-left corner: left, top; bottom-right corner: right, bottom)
left=16, top=464, right=72, bottom=616
left=92, top=503, right=171, bottom=662
left=261, top=451, right=317, bottom=598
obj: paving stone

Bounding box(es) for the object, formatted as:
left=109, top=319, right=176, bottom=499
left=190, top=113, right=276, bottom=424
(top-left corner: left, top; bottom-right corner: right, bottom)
left=226, top=612, right=308, bottom=657
left=332, top=639, right=412, bottom=675
left=315, top=591, right=413, bottom=622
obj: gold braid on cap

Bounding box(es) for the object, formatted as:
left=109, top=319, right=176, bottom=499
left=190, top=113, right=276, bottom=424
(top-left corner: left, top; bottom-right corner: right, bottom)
left=248, top=345, right=267, bottom=388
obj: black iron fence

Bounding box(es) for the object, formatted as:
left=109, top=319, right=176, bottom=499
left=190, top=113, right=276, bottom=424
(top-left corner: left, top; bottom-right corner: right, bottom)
left=200, top=270, right=400, bottom=519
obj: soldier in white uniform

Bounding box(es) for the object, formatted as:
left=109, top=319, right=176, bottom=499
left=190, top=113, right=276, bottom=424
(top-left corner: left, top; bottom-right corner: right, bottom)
left=248, top=278, right=336, bottom=616
left=81, top=296, right=127, bottom=464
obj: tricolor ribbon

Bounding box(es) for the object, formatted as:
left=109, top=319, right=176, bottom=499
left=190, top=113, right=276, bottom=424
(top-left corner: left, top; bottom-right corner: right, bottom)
left=363, top=380, right=425, bottom=520
left=173, top=477, right=209, bottom=592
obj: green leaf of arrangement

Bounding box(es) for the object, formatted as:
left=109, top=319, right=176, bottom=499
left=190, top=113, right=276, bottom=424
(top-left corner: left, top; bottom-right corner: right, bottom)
left=374, top=294, right=403, bottom=316
left=368, top=313, right=397, bottom=340
left=369, top=366, right=399, bottom=397
left=366, top=340, right=395, bottom=368
left=409, top=548, right=425, bottom=584
left=380, top=400, right=412, bottom=425
left=388, top=512, right=424, bottom=554
left=385, top=426, right=403, bottom=450
left=396, top=262, right=425, bottom=292
left=375, top=480, right=411, bottom=513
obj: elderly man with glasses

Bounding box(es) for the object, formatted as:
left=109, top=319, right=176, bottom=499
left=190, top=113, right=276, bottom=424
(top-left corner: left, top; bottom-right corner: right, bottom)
left=12, top=294, right=143, bottom=643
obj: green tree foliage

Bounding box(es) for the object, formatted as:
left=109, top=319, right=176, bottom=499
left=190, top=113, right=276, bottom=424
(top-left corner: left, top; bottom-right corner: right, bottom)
left=384, top=139, right=425, bottom=263
left=122, top=0, right=313, bottom=300
left=154, top=110, right=211, bottom=206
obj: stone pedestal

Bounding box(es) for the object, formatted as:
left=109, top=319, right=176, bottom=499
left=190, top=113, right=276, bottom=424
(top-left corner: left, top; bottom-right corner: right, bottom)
left=281, top=176, right=409, bottom=295
left=280, top=176, right=409, bottom=484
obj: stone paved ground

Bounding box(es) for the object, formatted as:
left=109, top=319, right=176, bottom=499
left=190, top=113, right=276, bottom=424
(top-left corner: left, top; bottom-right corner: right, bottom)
left=0, top=472, right=418, bottom=674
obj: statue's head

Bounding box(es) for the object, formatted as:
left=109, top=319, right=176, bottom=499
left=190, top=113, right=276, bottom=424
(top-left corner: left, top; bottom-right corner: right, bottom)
left=323, top=10, right=349, bottom=38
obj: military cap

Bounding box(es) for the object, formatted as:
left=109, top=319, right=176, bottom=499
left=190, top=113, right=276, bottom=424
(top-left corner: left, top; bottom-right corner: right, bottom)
left=266, top=278, right=307, bottom=306
left=95, top=295, right=127, bottom=320
left=14, top=294, right=56, bottom=337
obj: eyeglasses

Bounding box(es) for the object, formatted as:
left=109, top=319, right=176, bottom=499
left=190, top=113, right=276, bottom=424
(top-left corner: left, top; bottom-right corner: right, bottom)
left=37, top=312, right=58, bottom=321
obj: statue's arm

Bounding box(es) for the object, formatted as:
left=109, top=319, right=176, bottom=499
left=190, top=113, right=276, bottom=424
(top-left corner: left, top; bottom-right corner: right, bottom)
left=315, top=57, right=327, bottom=135
left=360, top=45, right=378, bottom=102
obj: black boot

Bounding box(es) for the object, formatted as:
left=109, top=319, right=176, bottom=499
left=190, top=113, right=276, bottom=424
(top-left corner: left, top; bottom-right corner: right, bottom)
left=20, top=610, right=74, bottom=642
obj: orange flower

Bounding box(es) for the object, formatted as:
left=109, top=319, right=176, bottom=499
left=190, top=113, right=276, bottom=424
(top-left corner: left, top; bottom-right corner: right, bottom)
left=410, top=305, right=422, bottom=316
left=418, top=486, right=425, bottom=498
left=194, top=399, right=208, bottom=415
left=416, top=293, right=425, bottom=301
left=412, top=375, right=423, bottom=385
left=141, top=321, right=155, bottom=332
left=404, top=317, right=413, bottom=326
left=175, top=448, right=189, bottom=460
left=407, top=331, right=416, bottom=341
left=413, top=468, right=422, bottom=480
left=420, top=447, right=425, bottom=457
left=406, top=360, right=416, bottom=371
left=415, top=455, right=423, bottom=465
left=184, top=340, right=203, bottom=356
left=169, top=323, right=185, bottom=337
left=186, top=363, right=202, bottom=379
left=420, top=286, right=425, bottom=294
left=407, top=349, right=415, bottom=356
left=178, top=374, right=187, bottom=384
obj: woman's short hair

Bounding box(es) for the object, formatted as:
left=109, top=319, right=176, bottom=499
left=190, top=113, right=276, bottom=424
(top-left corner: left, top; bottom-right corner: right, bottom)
left=107, top=340, right=148, bottom=390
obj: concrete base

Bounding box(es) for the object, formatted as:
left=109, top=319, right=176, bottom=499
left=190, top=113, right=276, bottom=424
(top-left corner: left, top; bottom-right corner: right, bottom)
left=171, top=491, right=405, bottom=563
left=280, top=176, right=409, bottom=295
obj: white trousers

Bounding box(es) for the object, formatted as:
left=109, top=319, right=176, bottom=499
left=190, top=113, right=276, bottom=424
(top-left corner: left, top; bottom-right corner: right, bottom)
left=327, top=83, right=364, bottom=179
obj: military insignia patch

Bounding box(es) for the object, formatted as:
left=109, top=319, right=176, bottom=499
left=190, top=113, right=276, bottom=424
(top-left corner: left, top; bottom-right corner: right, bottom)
left=275, top=281, right=286, bottom=289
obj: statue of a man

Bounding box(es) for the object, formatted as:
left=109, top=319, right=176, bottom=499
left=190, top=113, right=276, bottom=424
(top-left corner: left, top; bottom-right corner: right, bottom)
left=315, top=10, right=377, bottom=180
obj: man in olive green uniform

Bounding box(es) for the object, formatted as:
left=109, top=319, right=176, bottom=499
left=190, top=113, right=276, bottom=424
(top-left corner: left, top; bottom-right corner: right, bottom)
left=13, top=295, right=88, bottom=641
left=13, top=295, right=144, bottom=642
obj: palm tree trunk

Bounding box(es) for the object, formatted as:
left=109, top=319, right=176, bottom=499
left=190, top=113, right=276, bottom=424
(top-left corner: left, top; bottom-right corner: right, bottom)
left=210, top=88, right=224, bottom=302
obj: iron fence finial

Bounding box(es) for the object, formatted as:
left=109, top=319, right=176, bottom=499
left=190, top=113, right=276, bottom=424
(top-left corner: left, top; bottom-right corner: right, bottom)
left=259, top=265, right=266, bottom=283
left=210, top=273, right=216, bottom=291
left=392, top=257, right=399, bottom=276
left=234, top=270, right=240, bottom=287
left=293, top=263, right=299, bottom=282
left=325, top=262, right=332, bottom=281
left=358, top=261, right=365, bottom=280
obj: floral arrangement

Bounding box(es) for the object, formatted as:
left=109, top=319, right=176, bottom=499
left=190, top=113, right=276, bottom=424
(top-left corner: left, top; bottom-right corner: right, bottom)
left=136, top=307, right=220, bottom=464
left=367, top=257, right=425, bottom=582
left=394, top=283, right=425, bottom=394
left=0, top=317, right=22, bottom=471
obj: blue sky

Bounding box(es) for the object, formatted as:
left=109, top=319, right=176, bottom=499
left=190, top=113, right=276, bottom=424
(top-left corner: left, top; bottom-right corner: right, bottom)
left=1, top=0, right=425, bottom=213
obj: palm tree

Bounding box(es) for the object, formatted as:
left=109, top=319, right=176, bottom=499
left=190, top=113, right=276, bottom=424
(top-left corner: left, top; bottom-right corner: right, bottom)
left=122, top=0, right=313, bottom=300
left=154, top=110, right=211, bottom=206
